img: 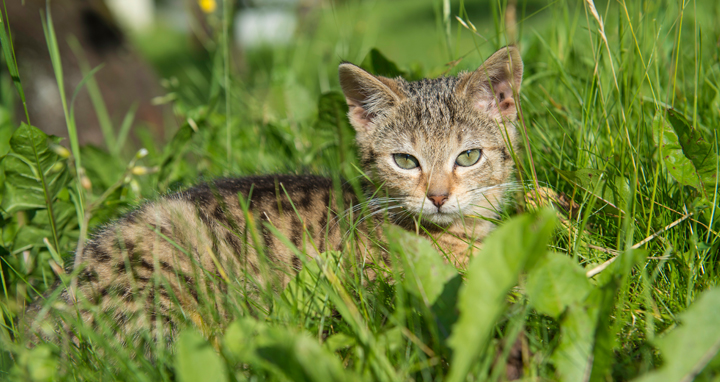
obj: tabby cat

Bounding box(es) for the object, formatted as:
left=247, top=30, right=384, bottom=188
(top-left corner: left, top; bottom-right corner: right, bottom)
left=25, top=46, right=523, bottom=340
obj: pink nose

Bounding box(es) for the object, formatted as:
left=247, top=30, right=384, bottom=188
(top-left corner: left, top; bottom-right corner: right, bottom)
left=427, top=194, right=449, bottom=208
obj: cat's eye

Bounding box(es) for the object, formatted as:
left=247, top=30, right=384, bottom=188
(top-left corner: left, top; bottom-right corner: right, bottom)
left=393, top=153, right=420, bottom=170
left=456, top=149, right=482, bottom=167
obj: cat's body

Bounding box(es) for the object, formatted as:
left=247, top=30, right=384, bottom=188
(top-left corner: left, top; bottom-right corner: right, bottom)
left=33, top=175, right=374, bottom=336
left=25, top=46, right=524, bottom=340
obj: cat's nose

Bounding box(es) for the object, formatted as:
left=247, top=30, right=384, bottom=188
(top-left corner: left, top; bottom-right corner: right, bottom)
left=427, top=194, right=449, bottom=208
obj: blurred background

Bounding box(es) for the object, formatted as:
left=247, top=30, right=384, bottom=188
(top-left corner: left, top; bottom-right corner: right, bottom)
left=0, top=0, right=548, bottom=153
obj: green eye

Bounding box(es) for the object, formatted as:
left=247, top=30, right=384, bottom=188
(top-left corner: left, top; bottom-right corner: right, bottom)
left=393, top=153, right=420, bottom=169
left=456, top=149, right=482, bottom=167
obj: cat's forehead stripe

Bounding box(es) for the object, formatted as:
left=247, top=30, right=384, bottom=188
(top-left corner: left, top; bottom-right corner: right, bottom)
left=400, top=76, right=462, bottom=95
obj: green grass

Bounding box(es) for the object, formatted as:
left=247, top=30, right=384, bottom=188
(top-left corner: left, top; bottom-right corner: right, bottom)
left=1, top=0, right=720, bottom=381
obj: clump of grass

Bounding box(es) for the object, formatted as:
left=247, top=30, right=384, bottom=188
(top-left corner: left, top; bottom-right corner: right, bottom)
left=1, top=0, right=719, bottom=381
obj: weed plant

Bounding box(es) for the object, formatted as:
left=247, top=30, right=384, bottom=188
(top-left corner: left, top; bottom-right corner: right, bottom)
left=0, top=0, right=719, bottom=381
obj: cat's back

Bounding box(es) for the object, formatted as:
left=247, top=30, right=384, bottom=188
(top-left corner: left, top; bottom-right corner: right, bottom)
left=86, top=173, right=354, bottom=280
left=25, top=174, right=357, bottom=337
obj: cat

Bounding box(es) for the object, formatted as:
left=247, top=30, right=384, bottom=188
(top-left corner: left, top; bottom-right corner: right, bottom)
left=23, top=45, right=523, bottom=341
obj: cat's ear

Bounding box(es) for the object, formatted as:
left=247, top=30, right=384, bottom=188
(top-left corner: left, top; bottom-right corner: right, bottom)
left=457, top=46, right=523, bottom=122
left=338, top=63, right=405, bottom=134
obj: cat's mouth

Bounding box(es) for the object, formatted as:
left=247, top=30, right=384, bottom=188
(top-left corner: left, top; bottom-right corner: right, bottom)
left=419, top=210, right=461, bottom=225
left=391, top=197, right=466, bottom=226
left=375, top=197, right=464, bottom=226
left=402, top=203, right=462, bottom=225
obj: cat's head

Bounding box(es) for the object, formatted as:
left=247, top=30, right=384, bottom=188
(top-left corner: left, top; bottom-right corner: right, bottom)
left=339, top=46, right=523, bottom=226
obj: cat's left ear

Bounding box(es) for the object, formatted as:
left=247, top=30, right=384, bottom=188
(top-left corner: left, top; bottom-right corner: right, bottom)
left=457, top=46, right=523, bottom=122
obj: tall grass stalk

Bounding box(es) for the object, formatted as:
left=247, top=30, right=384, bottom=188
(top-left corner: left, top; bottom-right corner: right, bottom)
left=40, top=5, right=85, bottom=223
left=0, top=1, right=29, bottom=123
left=223, top=0, right=232, bottom=169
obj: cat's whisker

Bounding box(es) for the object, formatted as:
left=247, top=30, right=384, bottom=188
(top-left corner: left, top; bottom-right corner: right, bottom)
left=391, top=209, right=415, bottom=226
left=354, top=205, right=405, bottom=227
left=328, top=197, right=406, bottom=231
left=466, top=182, right=520, bottom=194
left=516, top=179, right=552, bottom=189
left=340, top=174, right=366, bottom=188
left=328, top=197, right=406, bottom=237
left=341, top=205, right=406, bottom=242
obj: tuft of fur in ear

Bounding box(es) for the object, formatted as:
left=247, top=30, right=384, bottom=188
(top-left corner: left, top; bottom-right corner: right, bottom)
left=457, top=46, right=523, bottom=123
left=338, top=63, right=405, bottom=135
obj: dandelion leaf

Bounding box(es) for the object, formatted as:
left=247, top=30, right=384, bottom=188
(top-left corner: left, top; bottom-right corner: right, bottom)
left=1, top=123, right=69, bottom=214
left=526, top=252, right=592, bottom=318
left=176, top=330, right=228, bottom=382
left=446, top=208, right=556, bottom=382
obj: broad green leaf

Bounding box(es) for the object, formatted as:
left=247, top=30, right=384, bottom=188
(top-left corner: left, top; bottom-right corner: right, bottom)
left=361, top=48, right=406, bottom=78
left=551, top=283, right=620, bottom=382
left=386, top=225, right=459, bottom=343
left=12, top=226, right=52, bottom=253
left=667, top=110, right=719, bottom=197
left=446, top=208, right=557, bottom=382
left=1, top=123, right=69, bottom=214
left=431, top=274, right=462, bottom=340
left=386, top=225, right=458, bottom=306
left=652, top=112, right=704, bottom=191
left=551, top=277, right=622, bottom=382
left=224, top=317, right=357, bottom=382
left=634, top=287, right=720, bottom=382
left=279, top=334, right=356, bottom=382
left=10, top=344, right=58, bottom=382
left=223, top=317, right=263, bottom=363
left=556, top=168, right=630, bottom=212
left=1, top=181, right=45, bottom=213
left=175, top=330, right=228, bottom=382
left=526, top=252, right=592, bottom=318
left=551, top=303, right=595, bottom=381
left=323, top=332, right=356, bottom=352
left=551, top=249, right=647, bottom=382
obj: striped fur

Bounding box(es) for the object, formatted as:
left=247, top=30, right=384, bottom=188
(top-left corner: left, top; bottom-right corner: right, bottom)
left=25, top=46, right=524, bottom=341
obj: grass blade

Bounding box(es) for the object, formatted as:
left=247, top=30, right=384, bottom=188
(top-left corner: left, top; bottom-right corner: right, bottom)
left=40, top=3, right=85, bottom=224
left=0, top=0, right=29, bottom=123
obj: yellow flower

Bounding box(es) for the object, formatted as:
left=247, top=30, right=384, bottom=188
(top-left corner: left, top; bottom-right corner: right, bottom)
left=199, top=0, right=217, bottom=13
left=131, top=166, right=149, bottom=176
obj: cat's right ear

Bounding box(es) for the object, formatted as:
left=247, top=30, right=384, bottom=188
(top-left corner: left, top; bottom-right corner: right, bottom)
left=338, top=63, right=405, bottom=135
